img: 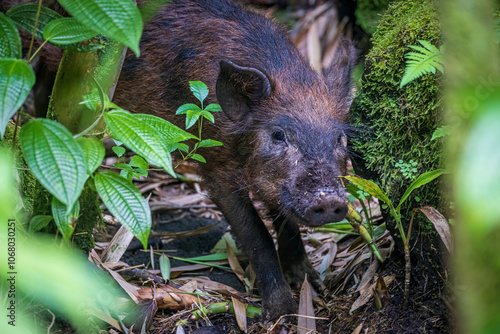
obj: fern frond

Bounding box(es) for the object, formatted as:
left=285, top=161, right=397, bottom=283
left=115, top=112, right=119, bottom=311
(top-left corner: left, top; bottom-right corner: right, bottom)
left=400, top=40, right=443, bottom=88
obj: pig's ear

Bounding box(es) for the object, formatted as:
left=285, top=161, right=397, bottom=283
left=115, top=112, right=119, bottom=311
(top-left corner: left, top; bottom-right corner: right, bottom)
left=216, top=60, right=271, bottom=122
left=323, top=38, right=358, bottom=114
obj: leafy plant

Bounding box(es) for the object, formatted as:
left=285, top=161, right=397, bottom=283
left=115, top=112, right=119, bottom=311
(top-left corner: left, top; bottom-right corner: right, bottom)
left=1, top=0, right=222, bottom=249
left=343, top=169, right=447, bottom=305
left=395, top=159, right=418, bottom=180
left=174, top=81, right=223, bottom=165
left=400, top=39, right=443, bottom=88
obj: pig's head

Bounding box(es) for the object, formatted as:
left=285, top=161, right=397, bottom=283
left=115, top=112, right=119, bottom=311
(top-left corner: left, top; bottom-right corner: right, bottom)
left=216, top=40, right=357, bottom=227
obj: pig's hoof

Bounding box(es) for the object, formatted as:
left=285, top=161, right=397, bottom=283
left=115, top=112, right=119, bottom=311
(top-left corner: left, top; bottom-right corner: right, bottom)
left=263, top=293, right=298, bottom=322
left=282, top=258, right=326, bottom=294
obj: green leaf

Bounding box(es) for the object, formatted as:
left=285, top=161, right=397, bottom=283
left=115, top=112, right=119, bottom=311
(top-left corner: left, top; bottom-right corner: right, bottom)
left=7, top=3, right=63, bottom=39
left=201, top=110, right=215, bottom=123
left=400, top=40, right=443, bottom=88
left=76, top=137, right=105, bottom=175
left=95, top=171, right=151, bottom=248
left=120, top=168, right=133, bottom=182
left=43, top=17, right=98, bottom=45
left=134, top=114, right=197, bottom=143
left=112, top=146, right=126, bottom=157
left=185, top=109, right=202, bottom=130
left=191, top=154, right=206, bottom=163
left=133, top=168, right=148, bottom=178
left=397, top=169, right=447, bottom=211
left=189, top=81, right=209, bottom=105
left=0, top=58, right=36, bottom=138
left=19, top=119, right=88, bottom=212
left=431, top=125, right=450, bottom=141
left=159, top=254, right=171, bottom=281
left=29, top=215, right=53, bottom=233
left=130, top=155, right=149, bottom=170
left=170, top=142, right=189, bottom=153
left=57, top=0, right=143, bottom=56
left=0, top=13, right=22, bottom=58
left=104, top=109, right=174, bottom=176
left=176, top=103, right=202, bottom=115
left=198, top=139, right=223, bottom=148
left=81, top=87, right=118, bottom=111
left=52, top=197, right=80, bottom=241
left=342, top=176, right=391, bottom=205
left=204, top=104, right=222, bottom=112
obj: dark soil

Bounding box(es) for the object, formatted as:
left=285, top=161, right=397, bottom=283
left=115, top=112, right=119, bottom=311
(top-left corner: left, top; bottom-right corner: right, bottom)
left=120, top=206, right=455, bottom=334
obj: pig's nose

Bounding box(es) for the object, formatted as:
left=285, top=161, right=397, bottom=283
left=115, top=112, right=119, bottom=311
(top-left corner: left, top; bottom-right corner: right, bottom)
left=305, top=193, right=348, bottom=226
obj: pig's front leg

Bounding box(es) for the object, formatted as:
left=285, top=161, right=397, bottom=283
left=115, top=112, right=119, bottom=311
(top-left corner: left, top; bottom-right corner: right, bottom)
left=209, top=187, right=297, bottom=320
left=273, top=216, right=326, bottom=293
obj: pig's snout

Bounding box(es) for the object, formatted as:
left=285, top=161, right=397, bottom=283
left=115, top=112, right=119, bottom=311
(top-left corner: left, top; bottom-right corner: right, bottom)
left=305, top=189, right=348, bottom=226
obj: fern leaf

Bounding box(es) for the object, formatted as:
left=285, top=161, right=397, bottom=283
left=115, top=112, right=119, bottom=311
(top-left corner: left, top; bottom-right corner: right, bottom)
left=400, top=40, right=443, bottom=88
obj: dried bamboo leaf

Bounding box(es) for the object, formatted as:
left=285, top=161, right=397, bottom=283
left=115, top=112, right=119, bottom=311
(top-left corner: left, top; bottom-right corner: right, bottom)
left=350, top=275, right=395, bottom=313
left=231, top=296, right=248, bottom=332
left=298, top=277, right=316, bottom=334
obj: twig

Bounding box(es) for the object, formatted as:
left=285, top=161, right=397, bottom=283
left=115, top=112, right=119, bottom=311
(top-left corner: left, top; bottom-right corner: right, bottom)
left=403, top=209, right=417, bottom=309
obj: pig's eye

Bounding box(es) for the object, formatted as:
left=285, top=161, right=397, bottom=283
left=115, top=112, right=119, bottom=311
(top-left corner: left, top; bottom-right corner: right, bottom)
left=272, top=129, right=286, bottom=142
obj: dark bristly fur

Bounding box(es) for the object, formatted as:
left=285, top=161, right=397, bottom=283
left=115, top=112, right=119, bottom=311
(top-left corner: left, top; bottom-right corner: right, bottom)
left=115, top=0, right=358, bottom=320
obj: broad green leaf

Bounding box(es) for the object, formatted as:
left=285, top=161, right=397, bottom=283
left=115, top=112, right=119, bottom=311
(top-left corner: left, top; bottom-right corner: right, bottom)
left=57, top=0, right=143, bottom=56
left=7, top=3, right=63, bottom=39
left=43, top=17, right=98, bottom=45
left=198, top=139, right=223, bottom=148
left=76, top=137, right=105, bottom=175
left=112, top=146, right=126, bottom=157
left=134, top=113, right=197, bottom=143
left=176, top=103, right=202, bottom=115
left=342, top=176, right=391, bottom=205
left=189, top=81, right=209, bottom=105
left=204, top=104, right=222, bottom=112
left=185, top=109, right=202, bottom=130
left=29, top=215, right=53, bottom=233
left=104, top=109, right=174, bottom=176
left=19, top=119, right=88, bottom=212
left=52, top=197, right=80, bottom=241
left=201, top=110, right=215, bottom=123
left=159, top=254, right=171, bottom=281
left=191, top=154, right=206, bottom=163
left=397, top=169, right=447, bottom=211
left=0, top=13, right=22, bottom=58
left=0, top=58, right=35, bottom=138
left=95, top=171, right=151, bottom=248
left=130, top=155, right=149, bottom=170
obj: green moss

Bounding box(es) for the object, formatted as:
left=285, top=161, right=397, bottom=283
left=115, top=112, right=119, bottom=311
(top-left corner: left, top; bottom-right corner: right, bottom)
left=355, top=0, right=395, bottom=34
left=2, top=122, right=39, bottom=217
left=351, top=0, right=445, bottom=223
left=72, top=183, right=102, bottom=252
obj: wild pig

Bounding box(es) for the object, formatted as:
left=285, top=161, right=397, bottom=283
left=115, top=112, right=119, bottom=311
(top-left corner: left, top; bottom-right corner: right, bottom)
left=114, top=0, right=357, bottom=319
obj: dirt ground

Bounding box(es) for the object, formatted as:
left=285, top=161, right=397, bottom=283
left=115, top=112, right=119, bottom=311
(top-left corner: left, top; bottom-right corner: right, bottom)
left=116, top=168, right=454, bottom=334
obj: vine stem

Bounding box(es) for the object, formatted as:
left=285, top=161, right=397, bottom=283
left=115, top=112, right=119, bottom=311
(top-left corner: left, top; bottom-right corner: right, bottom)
left=174, top=117, right=203, bottom=169
left=12, top=0, right=43, bottom=149
left=27, top=0, right=43, bottom=61
left=403, top=208, right=417, bottom=309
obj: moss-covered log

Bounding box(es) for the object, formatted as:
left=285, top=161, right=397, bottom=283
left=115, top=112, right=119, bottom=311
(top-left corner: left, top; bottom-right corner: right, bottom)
left=350, top=0, right=447, bottom=286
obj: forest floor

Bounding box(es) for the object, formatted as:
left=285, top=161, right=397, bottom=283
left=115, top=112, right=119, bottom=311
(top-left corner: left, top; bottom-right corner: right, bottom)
left=107, top=163, right=454, bottom=334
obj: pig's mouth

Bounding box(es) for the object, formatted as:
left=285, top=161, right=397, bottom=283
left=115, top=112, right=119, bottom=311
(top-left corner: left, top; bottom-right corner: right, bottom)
left=279, top=186, right=348, bottom=227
